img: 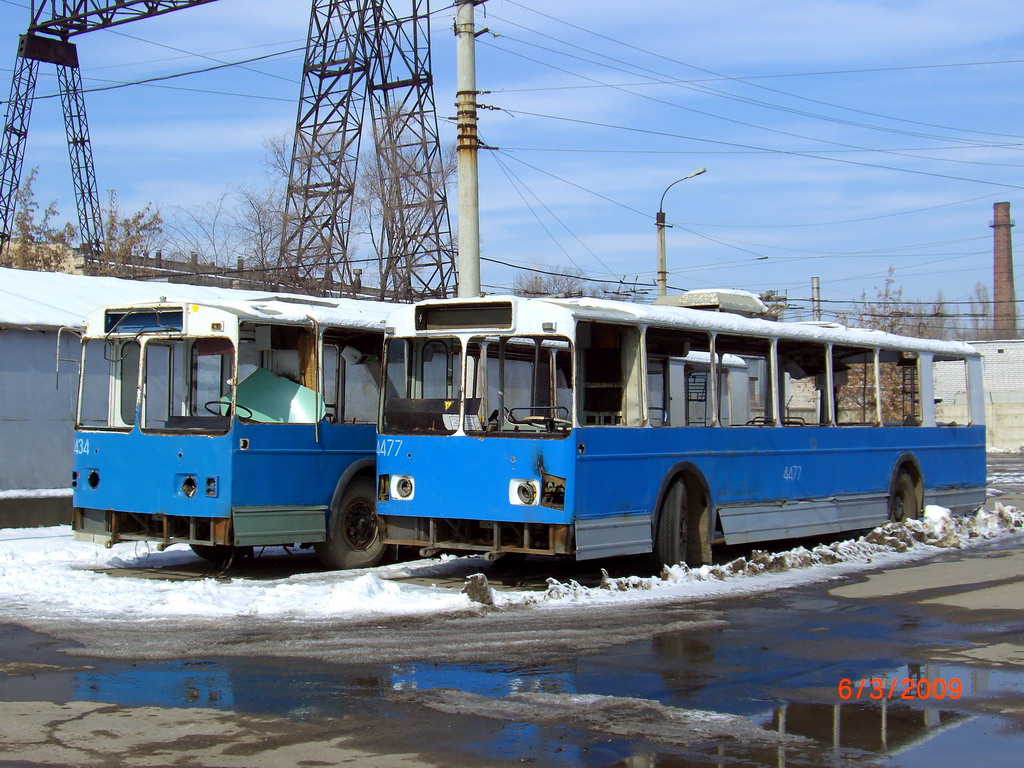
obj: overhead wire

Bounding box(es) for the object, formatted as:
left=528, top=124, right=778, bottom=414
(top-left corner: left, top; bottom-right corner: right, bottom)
left=489, top=151, right=617, bottom=275
left=503, top=0, right=1024, bottom=144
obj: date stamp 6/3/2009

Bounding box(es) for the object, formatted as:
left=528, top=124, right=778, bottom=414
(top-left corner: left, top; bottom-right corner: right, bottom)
left=838, top=677, right=963, bottom=701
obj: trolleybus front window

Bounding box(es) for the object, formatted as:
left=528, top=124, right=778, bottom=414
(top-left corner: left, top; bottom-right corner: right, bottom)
left=78, top=338, right=139, bottom=431
left=380, top=335, right=572, bottom=436
left=463, top=336, right=572, bottom=435
left=139, top=337, right=233, bottom=433
left=381, top=337, right=464, bottom=434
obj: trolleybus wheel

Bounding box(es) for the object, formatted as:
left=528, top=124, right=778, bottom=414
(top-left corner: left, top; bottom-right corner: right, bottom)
left=653, top=477, right=710, bottom=569
left=654, top=479, right=688, bottom=568
left=888, top=473, right=920, bottom=523
left=315, top=477, right=385, bottom=570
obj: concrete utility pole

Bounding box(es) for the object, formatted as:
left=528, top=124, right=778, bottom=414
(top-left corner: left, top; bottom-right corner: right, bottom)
left=656, top=167, right=706, bottom=297
left=811, top=276, right=822, bottom=321
left=455, top=0, right=482, bottom=298
left=991, top=201, right=1018, bottom=337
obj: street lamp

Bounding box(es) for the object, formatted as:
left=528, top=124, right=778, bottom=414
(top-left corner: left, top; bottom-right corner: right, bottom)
left=656, top=167, right=707, bottom=298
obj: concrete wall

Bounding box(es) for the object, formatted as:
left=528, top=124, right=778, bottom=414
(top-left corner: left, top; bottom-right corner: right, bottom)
left=933, top=340, right=1024, bottom=452
left=0, top=329, right=79, bottom=526
left=973, top=341, right=1024, bottom=452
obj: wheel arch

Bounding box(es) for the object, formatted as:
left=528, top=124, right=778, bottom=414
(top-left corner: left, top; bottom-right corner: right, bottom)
left=328, top=458, right=376, bottom=520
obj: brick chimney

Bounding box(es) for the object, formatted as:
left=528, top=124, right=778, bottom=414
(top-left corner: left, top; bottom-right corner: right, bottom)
left=991, top=201, right=1017, bottom=337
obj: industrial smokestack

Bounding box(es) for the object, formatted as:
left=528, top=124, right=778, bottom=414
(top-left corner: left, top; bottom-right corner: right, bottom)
left=991, top=201, right=1017, bottom=337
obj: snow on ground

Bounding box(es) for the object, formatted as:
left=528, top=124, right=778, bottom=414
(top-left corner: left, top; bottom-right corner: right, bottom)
left=0, top=505, right=1022, bottom=625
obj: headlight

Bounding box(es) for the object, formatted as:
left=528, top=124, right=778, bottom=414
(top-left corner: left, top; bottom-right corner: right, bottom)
left=509, top=479, right=539, bottom=506
left=392, top=475, right=415, bottom=500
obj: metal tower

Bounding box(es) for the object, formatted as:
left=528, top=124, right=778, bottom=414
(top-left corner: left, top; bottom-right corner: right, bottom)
left=281, top=0, right=455, bottom=299
left=1, top=1, right=455, bottom=298
left=0, top=2, right=218, bottom=257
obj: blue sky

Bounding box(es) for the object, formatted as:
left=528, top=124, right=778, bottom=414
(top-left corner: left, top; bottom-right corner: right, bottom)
left=3, top=0, right=1023, bottom=330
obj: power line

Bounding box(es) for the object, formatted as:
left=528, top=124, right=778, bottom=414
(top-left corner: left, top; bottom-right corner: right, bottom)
left=20, top=47, right=306, bottom=103
left=498, top=110, right=1024, bottom=191
left=502, top=1, right=1024, bottom=144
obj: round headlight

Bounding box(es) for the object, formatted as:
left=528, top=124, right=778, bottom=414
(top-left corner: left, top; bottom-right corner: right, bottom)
left=517, top=481, right=537, bottom=505
left=395, top=476, right=414, bottom=498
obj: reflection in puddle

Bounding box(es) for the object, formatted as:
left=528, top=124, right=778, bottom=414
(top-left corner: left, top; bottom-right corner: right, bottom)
left=64, top=644, right=1024, bottom=768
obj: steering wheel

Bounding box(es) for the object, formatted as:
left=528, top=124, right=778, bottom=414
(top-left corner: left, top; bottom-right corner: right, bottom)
left=204, top=401, right=253, bottom=419
left=504, top=408, right=572, bottom=430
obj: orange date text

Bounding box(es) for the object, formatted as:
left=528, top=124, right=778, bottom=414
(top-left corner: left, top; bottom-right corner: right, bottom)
left=837, top=677, right=963, bottom=701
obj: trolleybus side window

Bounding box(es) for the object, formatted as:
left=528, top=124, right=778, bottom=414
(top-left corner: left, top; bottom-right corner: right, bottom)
left=878, top=350, right=921, bottom=425
left=932, top=354, right=971, bottom=426
left=714, top=334, right=772, bottom=426
left=231, top=324, right=327, bottom=425
left=578, top=321, right=642, bottom=426
left=833, top=345, right=880, bottom=426
left=646, top=327, right=716, bottom=427
left=777, top=339, right=829, bottom=426
left=322, top=330, right=380, bottom=424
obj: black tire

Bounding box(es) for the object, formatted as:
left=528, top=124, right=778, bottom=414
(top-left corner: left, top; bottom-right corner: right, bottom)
left=314, top=477, right=385, bottom=570
left=653, top=478, right=711, bottom=569
left=888, top=473, right=919, bottom=523
left=653, top=480, right=689, bottom=568
left=189, top=544, right=253, bottom=564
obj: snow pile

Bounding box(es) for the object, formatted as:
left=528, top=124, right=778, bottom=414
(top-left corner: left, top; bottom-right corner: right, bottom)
left=528, top=504, right=1024, bottom=605
left=0, top=504, right=1021, bottom=622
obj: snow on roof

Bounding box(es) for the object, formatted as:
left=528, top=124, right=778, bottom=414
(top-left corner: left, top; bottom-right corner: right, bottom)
left=544, top=295, right=980, bottom=358
left=0, top=268, right=392, bottom=331
left=393, top=294, right=979, bottom=358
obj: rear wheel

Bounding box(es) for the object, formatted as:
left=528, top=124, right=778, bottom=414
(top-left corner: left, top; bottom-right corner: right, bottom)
left=315, top=478, right=385, bottom=569
left=653, top=478, right=710, bottom=569
left=888, top=473, right=920, bottom=523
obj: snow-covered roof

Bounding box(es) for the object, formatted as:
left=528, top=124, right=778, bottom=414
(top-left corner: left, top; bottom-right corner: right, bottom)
left=0, top=267, right=392, bottom=331
left=388, top=294, right=980, bottom=359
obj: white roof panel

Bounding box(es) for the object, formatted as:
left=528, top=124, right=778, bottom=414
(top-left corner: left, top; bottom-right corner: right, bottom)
left=0, top=268, right=392, bottom=331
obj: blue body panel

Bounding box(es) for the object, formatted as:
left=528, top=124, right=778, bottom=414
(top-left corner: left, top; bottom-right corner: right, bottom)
left=377, top=433, right=576, bottom=524
left=73, top=422, right=376, bottom=518
left=573, top=424, right=986, bottom=516
left=378, top=425, right=986, bottom=542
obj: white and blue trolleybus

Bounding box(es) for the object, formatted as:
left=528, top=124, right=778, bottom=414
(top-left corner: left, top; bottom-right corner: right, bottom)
left=72, top=295, right=391, bottom=568
left=375, top=291, right=986, bottom=566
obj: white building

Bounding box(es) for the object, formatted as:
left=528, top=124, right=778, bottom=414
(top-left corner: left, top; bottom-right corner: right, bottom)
left=933, top=339, right=1024, bottom=451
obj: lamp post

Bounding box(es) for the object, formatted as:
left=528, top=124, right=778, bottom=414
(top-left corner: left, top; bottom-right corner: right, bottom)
left=656, top=167, right=706, bottom=298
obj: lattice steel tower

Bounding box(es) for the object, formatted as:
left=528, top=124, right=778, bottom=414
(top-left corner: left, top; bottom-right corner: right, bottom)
left=0, top=1, right=455, bottom=299
left=281, top=0, right=455, bottom=299
left=0, top=2, right=224, bottom=259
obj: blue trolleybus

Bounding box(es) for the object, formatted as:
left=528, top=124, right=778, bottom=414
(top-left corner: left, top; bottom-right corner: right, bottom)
left=72, top=295, right=392, bottom=568
left=374, top=291, right=986, bottom=566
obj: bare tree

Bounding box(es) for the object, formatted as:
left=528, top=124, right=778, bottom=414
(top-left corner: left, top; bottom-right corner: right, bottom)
left=1, top=167, right=75, bottom=271
left=93, top=190, right=164, bottom=277
left=966, top=282, right=994, bottom=340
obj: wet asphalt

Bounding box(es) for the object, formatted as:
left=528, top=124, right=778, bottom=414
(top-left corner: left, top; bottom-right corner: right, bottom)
left=1, top=456, right=1023, bottom=767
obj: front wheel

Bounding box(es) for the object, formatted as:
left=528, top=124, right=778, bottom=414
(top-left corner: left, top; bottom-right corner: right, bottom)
left=888, top=473, right=920, bottom=523
left=314, top=478, right=385, bottom=570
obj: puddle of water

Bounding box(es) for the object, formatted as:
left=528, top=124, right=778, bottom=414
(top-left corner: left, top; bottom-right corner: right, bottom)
left=48, top=648, right=1024, bottom=768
